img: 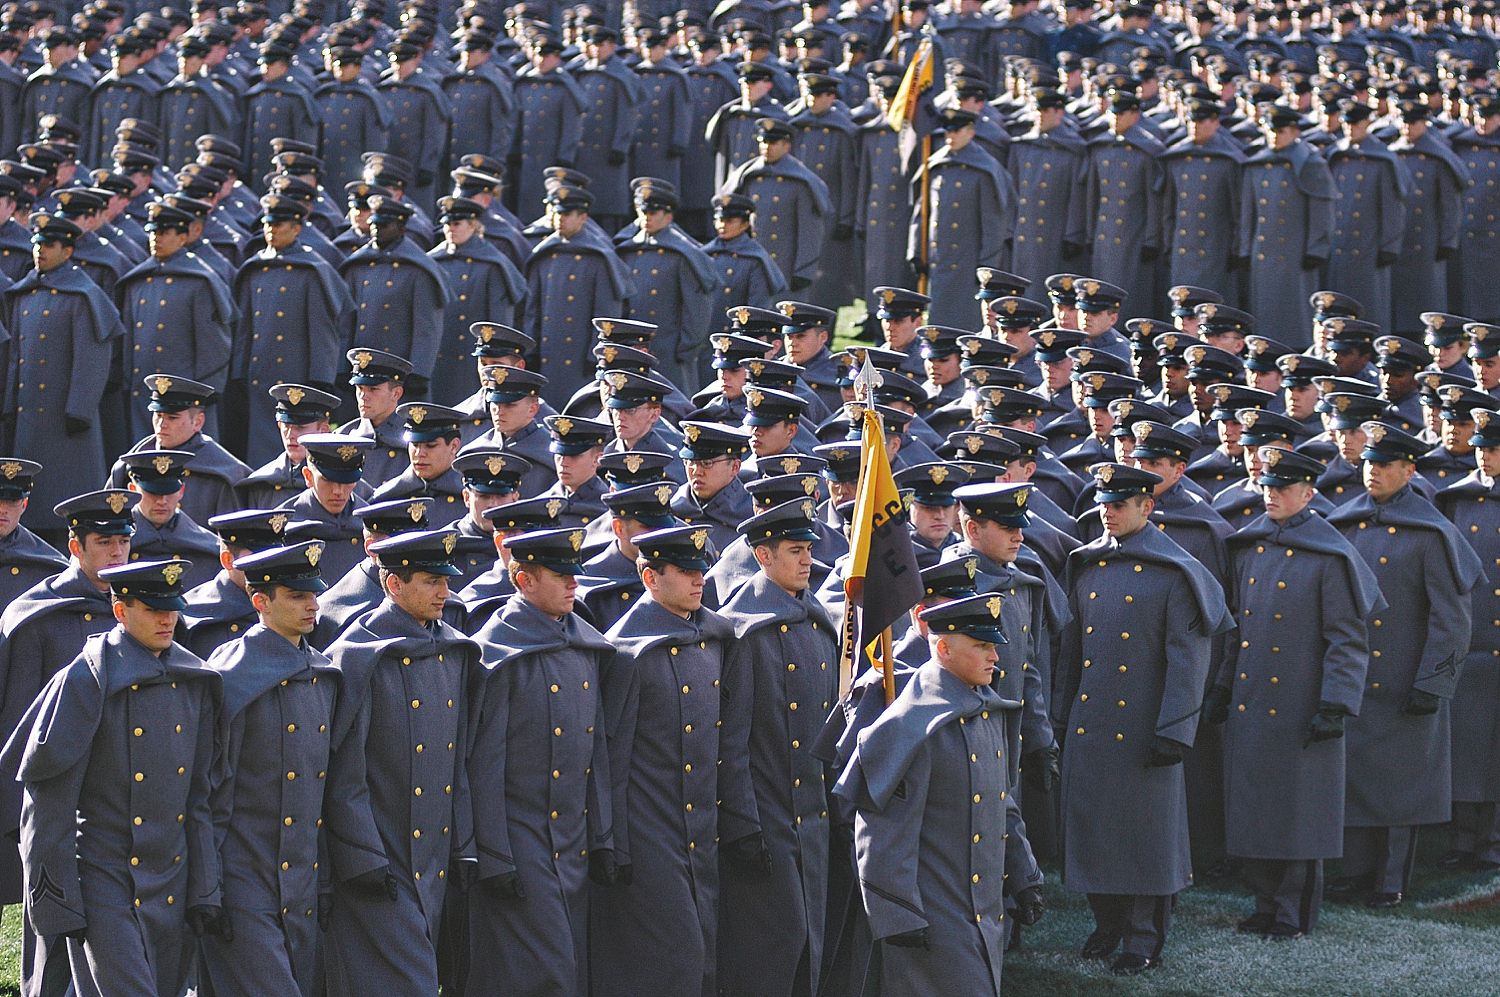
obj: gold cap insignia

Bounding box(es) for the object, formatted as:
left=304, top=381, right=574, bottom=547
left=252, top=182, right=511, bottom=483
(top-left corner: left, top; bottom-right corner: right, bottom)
left=779, top=301, right=797, bottom=317
left=1015, top=488, right=1028, bottom=507
left=1200, top=303, right=1217, bottom=320
left=1368, top=424, right=1387, bottom=443
left=355, top=351, right=372, bottom=370
left=928, top=466, right=949, bottom=484
left=623, top=454, right=646, bottom=473
left=1325, top=318, right=1345, bottom=335
left=490, top=367, right=509, bottom=386
left=1336, top=396, right=1352, bottom=412
left=1088, top=373, right=1106, bottom=390
left=691, top=529, right=708, bottom=549
left=306, top=543, right=323, bottom=566
left=152, top=455, right=174, bottom=475
left=964, top=436, right=984, bottom=454
left=1082, top=280, right=1099, bottom=296
left=964, top=557, right=978, bottom=579
left=1169, top=286, right=1189, bottom=303
left=598, top=320, right=615, bottom=335
left=924, top=326, right=940, bottom=342
left=735, top=307, right=752, bottom=325
left=606, top=372, right=628, bottom=390
left=0, top=462, right=20, bottom=479
left=748, top=360, right=765, bottom=376
left=1429, top=315, right=1446, bottom=329
left=554, top=418, right=573, bottom=436
left=407, top=502, right=425, bottom=522
left=443, top=533, right=458, bottom=554
left=1098, top=465, right=1115, bottom=483
left=152, top=376, right=173, bottom=394
left=1283, top=356, right=1300, bottom=372
left=485, top=456, right=507, bottom=475
left=408, top=406, right=427, bottom=425
left=977, top=267, right=994, bottom=283
left=747, top=388, right=765, bottom=408
left=479, top=325, right=496, bottom=342
left=1058, top=276, right=1074, bottom=291
left=1478, top=411, right=1492, bottom=430
left=336, top=445, right=360, bottom=462
left=1477, top=326, right=1491, bottom=342
left=285, top=387, right=306, bottom=406
left=830, top=447, right=850, bottom=461
left=1212, top=385, right=1232, bottom=402
left=601, top=346, right=618, bottom=364
left=107, top=493, right=128, bottom=514
left=565, top=530, right=583, bottom=552
left=780, top=458, right=801, bottom=473
left=711, top=334, right=731, bottom=351
left=1264, top=448, right=1282, bottom=466
left=268, top=513, right=288, bottom=533
left=1038, top=332, right=1056, bottom=347
left=162, top=563, right=184, bottom=585
left=1002, top=299, right=1019, bottom=315
left=801, top=499, right=815, bottom=518
left=1186, top=346, right=1207, bottom=365
left=1136, top=422, right=1153, bottom=439
left=1241, top=411, right=1259, bottom=428
left=547, top=499, right=565, bottom=518
left=802, top=477, right=818, bottom=495
left=1444, top=386, right=1463, bottom=403
left=655, top=484, right=674, bottom=505
left=881, top=289, right=897, bottom=304
left=1161, top=334, right=1179, bottom=351
left=972, top=368, right=989, bottom=385
left=1115, top=401, right=1133, bottom=418
left=1076, top=349, right=1093, bottom=366
left=1247, top=338, right=1266, bottom=355
left=987, top=595, right=1003, bottom=618
left=962, top=339, right=982, bottom=356
left=683, top=425, right=701, bottom=443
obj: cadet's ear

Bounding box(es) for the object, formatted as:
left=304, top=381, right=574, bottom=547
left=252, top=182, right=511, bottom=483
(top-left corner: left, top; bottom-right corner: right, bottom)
left=220, top=547, right=235, bottom=572
left=112, top=598, right=127, bottom=624
left=302, top=465, right=314, bottom=488
left=752, top=542, right=772, bottom=568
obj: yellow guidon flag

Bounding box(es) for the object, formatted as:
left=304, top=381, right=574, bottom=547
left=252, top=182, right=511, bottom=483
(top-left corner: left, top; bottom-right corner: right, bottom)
left=886, top=38, right=935, bottom=134
left=839, top=403, right=924, bottom=703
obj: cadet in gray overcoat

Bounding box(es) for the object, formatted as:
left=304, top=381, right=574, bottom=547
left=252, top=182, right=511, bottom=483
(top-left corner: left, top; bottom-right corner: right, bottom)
left=1081, top=92, right=1164, bottom=324
left=1450, top=97, right=1500, bottom=324
left=1053, top=462, right=1232, bottom=974
left=1325, top=104, right=1410, bottom=336
left=722, top=117, right=830, bottom=293
left=572, top=27, right=647, bottom=233
left=510, top=37, right=585, bottom=222
left=1387, top=98, right=1468, bottom=337
left=1007, top=88, right=1089, bottom=307
left=1210, top=448, right=1383, bottom=938
left=1160, top=98, right=1244, bottom=307
left=716, top=498, right=840, bottom=997
left=1327, top=422, right=1482, bottom=905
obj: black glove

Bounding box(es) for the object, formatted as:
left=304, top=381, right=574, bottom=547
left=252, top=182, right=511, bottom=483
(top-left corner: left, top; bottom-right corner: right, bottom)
left=1404, top=689, right=1441, bottom=715
left=64, top=415, right=90, bottom=437
left=347, top=865, right=398, bottom=902
left=1301, top=254, right=1326, bottom=272
left=1304, top=702, right=1347, bottom=747
left=448, top=858, right=479, bottom=893
left=588, top=848, right=619, bottom=886
left=480, top=870, right=526, bottom=902
left=1022, top=744, right=1060, bottom=794
left=1436, top=245, right=1457, bottom=262
left=832, top=223, right=854, bottom=241
left=416, top=170, right=436, bottom=189
left=186, top=905, right=232, bottom=943
left=1012, top=885, right=1046, bottom=926
left=1230, top=255, right=1251, bottom=271
left=317, top=893, right=333, bottom=932
left=1146, top=736, right=1186, bottom=768
left=1376, top=249, right=1400, bottom=268
left=723, top=832, right=773, bottom=880
left=1140, top=245, right=1161, bottom=263
left=885, top=926, right=930, bottom=949
left=607, top=149, right=628, bottom=167
left=669, top=145, right=687, bottom=158
left=790, top=275, right=813, bottom=290
left=614, top=863, right=634, bottom=886
left=1203, top=686, right=1232, bottom=727
left=1061, top=240, right=1085, bottom=261
left=910, top=258, right=929, bottom=276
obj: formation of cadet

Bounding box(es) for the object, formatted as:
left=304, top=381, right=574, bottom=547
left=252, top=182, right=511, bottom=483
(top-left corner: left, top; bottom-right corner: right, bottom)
left=8, top=0, right=1500, bottom=993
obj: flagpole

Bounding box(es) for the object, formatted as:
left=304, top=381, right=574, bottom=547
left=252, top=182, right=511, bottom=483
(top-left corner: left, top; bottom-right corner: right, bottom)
left=917, top=132, right=930, bottom=296
left=881, top=627, right=896, bottom=705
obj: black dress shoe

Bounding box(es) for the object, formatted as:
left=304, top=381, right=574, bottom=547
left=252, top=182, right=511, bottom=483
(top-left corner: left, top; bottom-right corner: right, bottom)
left=1081, top=929, right=1120, bottom=960
left=1265, top=922, right=1304, bottom=941
left=1438, top=849, right=1472, bottom=869
left=1325, top=876, right=1370, bottom=902
left=1111, top=954, right=1160, bottom=975
left=1366, top=892, right=1402, bottom=908
left=1204, top=856, right=1242, bottom=879
left=1237, top=912, right=1275, bottom=933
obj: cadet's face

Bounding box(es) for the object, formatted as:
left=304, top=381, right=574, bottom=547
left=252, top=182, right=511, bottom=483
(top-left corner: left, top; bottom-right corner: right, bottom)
left=263, top=219, right=301, bottom=250
left=925, top=353, right=961, bottom=386
left=1249, top=369, right=1281, bottom=394
left=609, top=402, right=659, bottom=445
left=1189, top=380, right=1216, bottom=413
left=1363, top=458, right=1414, bottom=502
left=1001, top=325, right=1034, bottom=356
left=1478, top=444, right=1500, bottom=479
left=756, top=538, right=814, bottom=594
left=962, top=515, right=1023, bottom=564
left=555, top=209, right=588, bottom=238
left=758, top=137, right=792, bottom=164
left=355, top=381, right=402, bottom=422
left=1442, top=417, right=1475, bottom=455
left=463, top=488, right=505, bottom=532
left=130, top=484, right=183, bottom=526
left=1001, top=459, right=1034, bottom=483
left=75, top=533, right=132, bottom=583
left=1432, top=342, right=1466, bottom=369
left=645, top=561, right=704, bottom=616
left=1113, top=435, right=1134, bottom=461
left=280, top=418, right=329, bottom=462
left=443, top=217, right=479, bottom=246
left=1217, top=419, right=1243, bottom=451
left=1162, top=363, right=1189, bottom=395
left=1081, top=309, right=1114, bottom=336
left=1380, top=367, right=1417, bottom=400
left=936, top=632, right=998, bottom=687
left=685, top=454, right=741, bottom=499
left=1474, top=355, right=1500, bottom=390
left=1086, top=406, right=1114, bottom=440
left=372, top=218, right=404, bottom=248
left=517, top=563, right=577, bottom=617
left=882, top=315, right=920, bottom=350
left=783, top=327, right=828, bottom=365
left=1135, top=455, right=1184, bottom=494
left=0, top=496, right=24, bottom=538
left=488, top=396, right=540, bottom=435
left=1262, top=481, right=1314, bottom=521
left=910, top=501, right=956, bottom=544
left=153, top=408, right=205, bottom=449
left=638, top=208, right=672, bottom=235
left=408, top=437, right=461, bottom=479
left=554, top=447, right=602, bottom=489
left=830, top=479, right=857, bottom=503
left=254, top=586, right=319, bottom=639
left=306, top=467, right=357, bottom=513
left=749, top=419, right=797, bottom=456
left=32, top=239, right=70, bottom=272
left=1285, top=383, right=1318, bottom=419
left=114, top=599, right=178, bottom=654
left=1040, top=359, right=1072, bottom=393
left=1101, top=495, right=1153, bottom=538
left=716, top=365, right=748, bottom=398
left=713, top=214, right=750, bottom=240
left=148, top=226, right=191, bottom=259
left=387, top=570, right=451, bottom=621
left=1331, top=347, right=1369, bottom=377
left=1333, top=426, right=1367, bottom=463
